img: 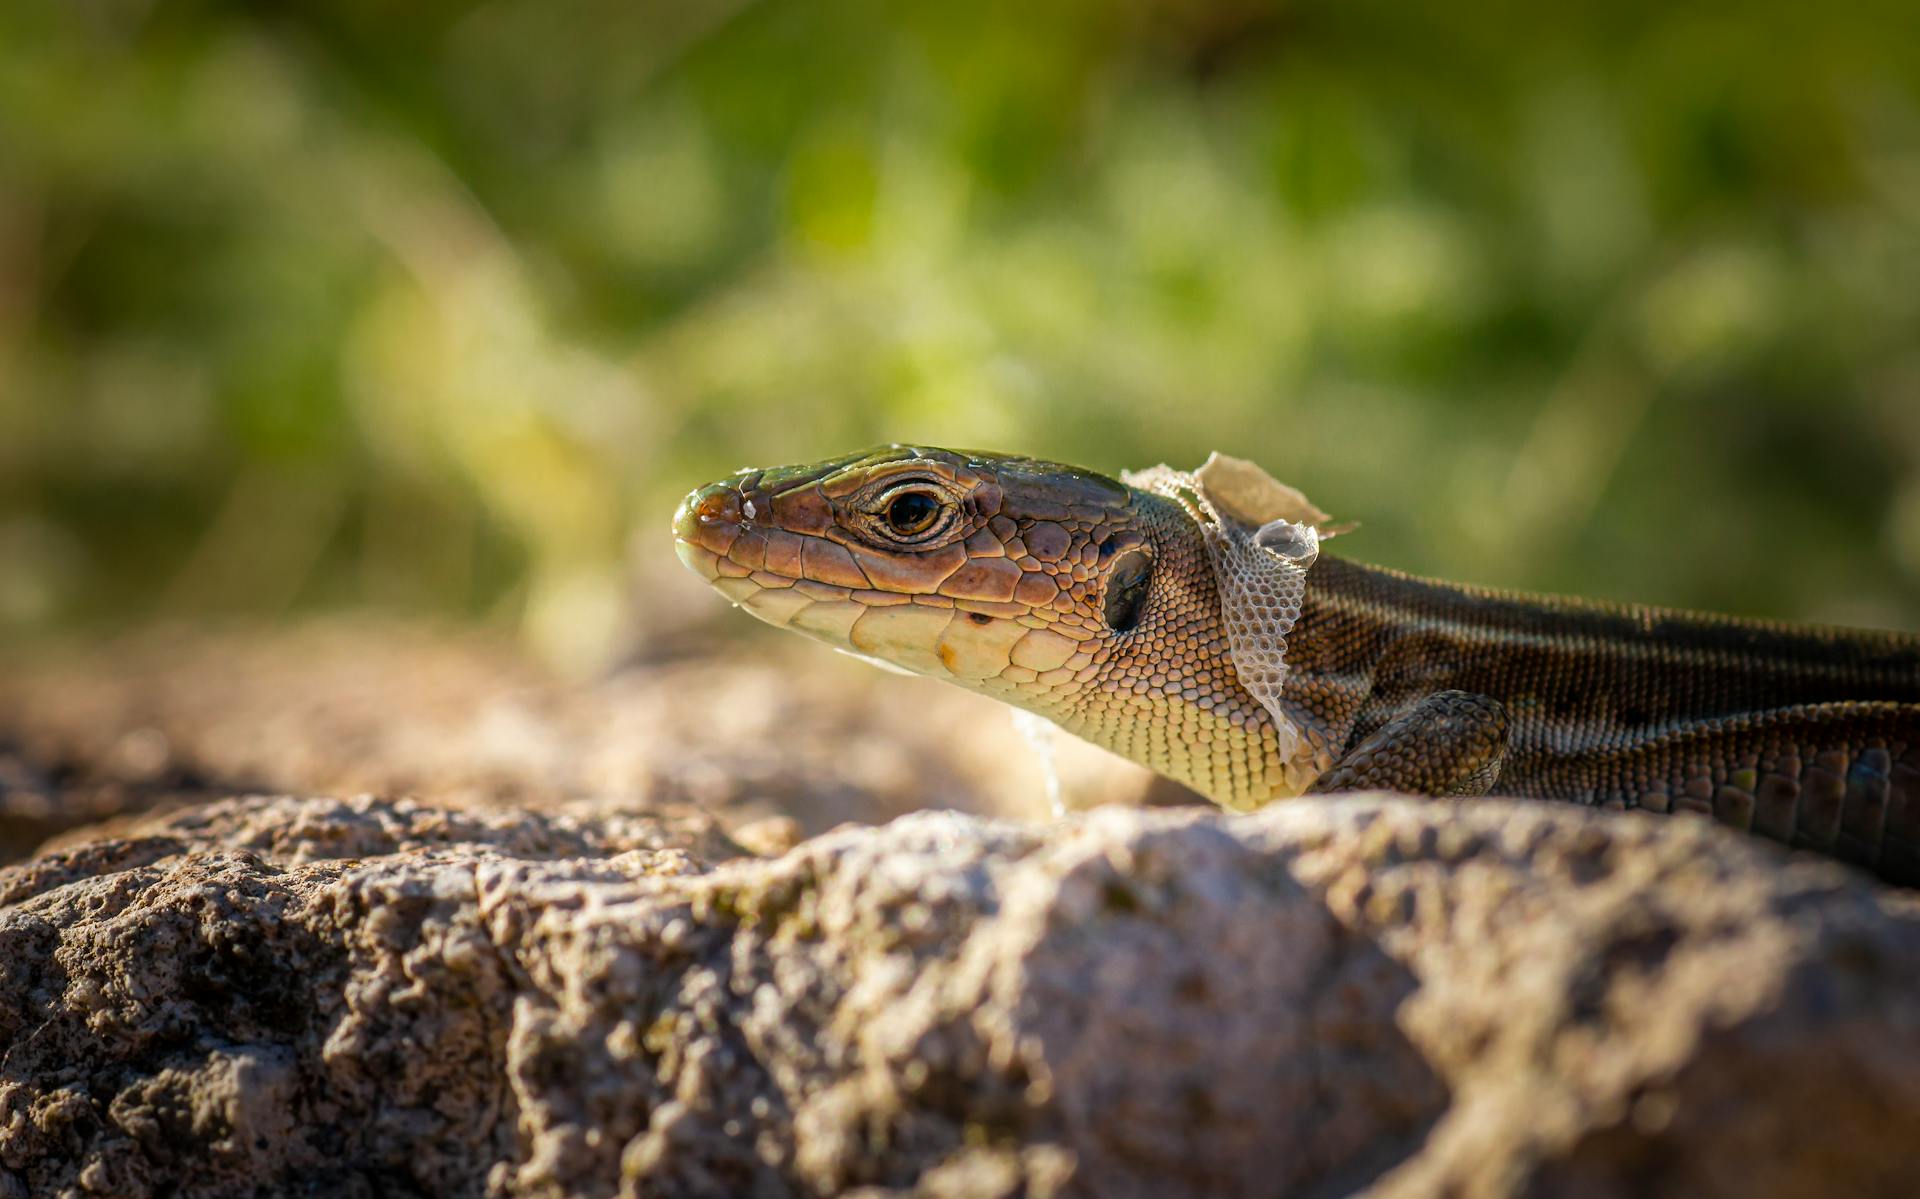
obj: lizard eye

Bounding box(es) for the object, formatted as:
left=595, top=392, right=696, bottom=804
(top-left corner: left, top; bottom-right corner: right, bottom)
left=883, top=489, right=943, bottom=538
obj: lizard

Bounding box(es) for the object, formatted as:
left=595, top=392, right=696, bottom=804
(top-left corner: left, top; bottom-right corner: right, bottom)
left=671, top=444, right=1920, bottom=884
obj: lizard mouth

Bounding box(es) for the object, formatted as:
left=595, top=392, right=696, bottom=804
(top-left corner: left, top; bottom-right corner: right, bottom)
left=668, top=467, right=1043, bottom=679
left=670, top=480, right=781, bottom=619
left=671, top=478, right=828, bottom=634
left=672, top=535, right=731, bottom=586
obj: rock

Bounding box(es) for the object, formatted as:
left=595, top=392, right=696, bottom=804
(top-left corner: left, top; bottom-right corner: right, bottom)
left=3, top=793, right=1917, bottom=1198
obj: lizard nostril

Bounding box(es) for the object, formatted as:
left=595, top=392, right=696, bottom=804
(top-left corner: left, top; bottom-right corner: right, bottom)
left=695, top=488, right=740, bottom=525
left=673, top=483, right=745, bottom=549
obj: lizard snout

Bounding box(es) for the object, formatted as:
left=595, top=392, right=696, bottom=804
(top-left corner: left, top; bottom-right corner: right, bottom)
left=672, top=481, right=745, bottom=578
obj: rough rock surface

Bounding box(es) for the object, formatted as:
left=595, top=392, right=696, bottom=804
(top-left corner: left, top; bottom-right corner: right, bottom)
left=3, top=793, right=1919, bottom=1199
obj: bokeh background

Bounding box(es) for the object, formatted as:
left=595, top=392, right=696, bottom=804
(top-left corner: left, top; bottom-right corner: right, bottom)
left=6, top=0, right=1920, bottom=671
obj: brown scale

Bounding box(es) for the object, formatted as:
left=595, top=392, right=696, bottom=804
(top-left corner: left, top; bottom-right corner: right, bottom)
left=1288, top=556, right=1920, bottom=882
left=674, top=445, right=1920, bottom=885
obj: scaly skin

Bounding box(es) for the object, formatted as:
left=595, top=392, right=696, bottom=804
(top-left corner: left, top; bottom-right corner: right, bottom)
left=672, top=445, right=1920, bottom=883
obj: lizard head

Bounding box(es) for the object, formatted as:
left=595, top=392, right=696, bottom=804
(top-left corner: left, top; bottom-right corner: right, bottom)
left=671, top=445, right=1168, bottom=704
left=671, top=444, right=1340, bottom=806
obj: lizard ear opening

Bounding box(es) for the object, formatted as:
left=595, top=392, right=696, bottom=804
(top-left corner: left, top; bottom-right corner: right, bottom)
left=1102, top=547, right=1153, bottom=632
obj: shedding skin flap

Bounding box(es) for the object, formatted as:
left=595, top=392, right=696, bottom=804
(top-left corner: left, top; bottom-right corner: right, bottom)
left=1123, top=457, right=1342, bottom=785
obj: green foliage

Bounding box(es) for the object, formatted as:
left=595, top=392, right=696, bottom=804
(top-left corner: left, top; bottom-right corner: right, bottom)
left=3, top=0, right=1918, bottom=661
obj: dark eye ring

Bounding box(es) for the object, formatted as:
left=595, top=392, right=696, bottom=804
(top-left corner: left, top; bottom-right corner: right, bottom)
left=883, top=490, right=943, bottom=537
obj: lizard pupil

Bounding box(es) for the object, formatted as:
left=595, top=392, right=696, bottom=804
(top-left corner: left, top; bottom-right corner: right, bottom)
left=884, top=491, right=941, bottom=536
left=1103, top=548, right=1152, bottom=633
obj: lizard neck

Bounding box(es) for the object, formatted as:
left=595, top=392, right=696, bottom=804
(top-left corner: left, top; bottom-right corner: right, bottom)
left=1010, top=490, right=1321, bottom=809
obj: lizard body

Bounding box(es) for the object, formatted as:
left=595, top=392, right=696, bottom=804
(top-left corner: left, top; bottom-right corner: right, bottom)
left=672, top=445, right=1920, bottom=883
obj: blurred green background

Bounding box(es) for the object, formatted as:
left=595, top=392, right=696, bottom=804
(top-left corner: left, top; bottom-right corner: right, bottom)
left=4, top=0, right=1919, bottom=670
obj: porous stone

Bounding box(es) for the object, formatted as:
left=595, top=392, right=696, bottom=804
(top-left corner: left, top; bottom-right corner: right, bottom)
left=2, top=793, right=1917, bottom=1198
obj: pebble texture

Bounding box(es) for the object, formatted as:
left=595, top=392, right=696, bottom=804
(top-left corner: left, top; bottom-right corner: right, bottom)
left=3, top=794, right=1918, bottom=1198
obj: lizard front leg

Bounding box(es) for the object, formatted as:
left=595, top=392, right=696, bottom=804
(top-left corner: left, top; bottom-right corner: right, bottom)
left=1307, top=690, right=1510, bottom=797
